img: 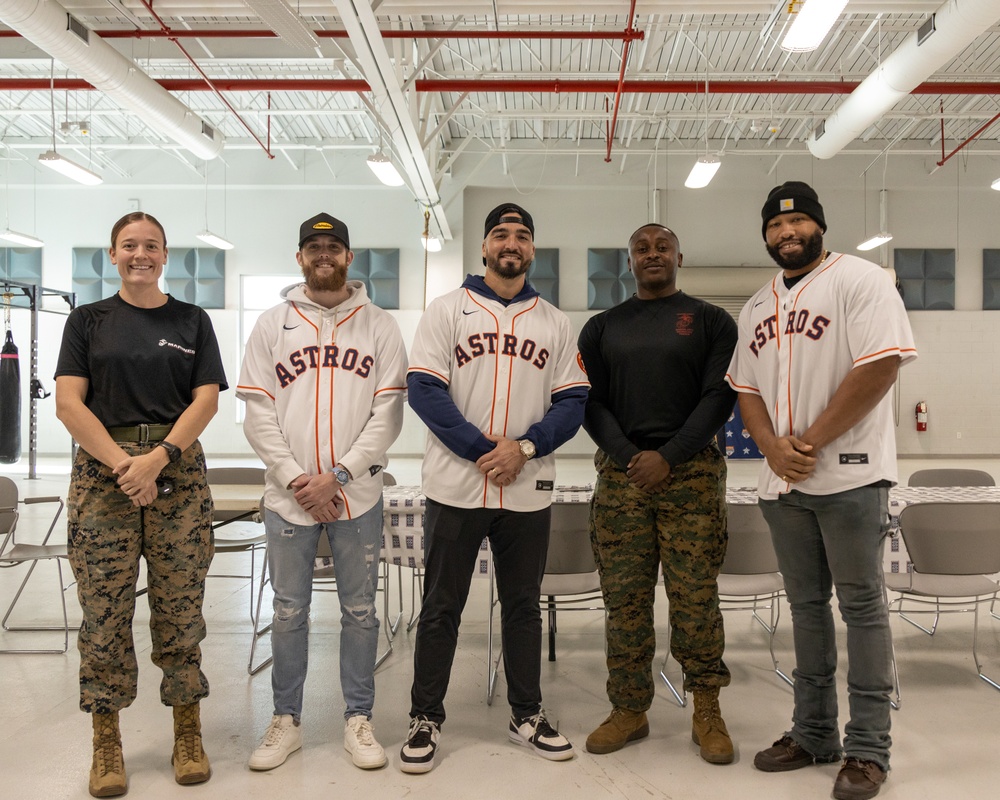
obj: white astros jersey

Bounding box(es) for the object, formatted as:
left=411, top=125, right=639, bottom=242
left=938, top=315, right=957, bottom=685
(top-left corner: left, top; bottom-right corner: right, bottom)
left=237, top=281, right=407, bottom=524
left=726, top=252, right=917, bottom=500
left=409, top=285, right=589, bottom=512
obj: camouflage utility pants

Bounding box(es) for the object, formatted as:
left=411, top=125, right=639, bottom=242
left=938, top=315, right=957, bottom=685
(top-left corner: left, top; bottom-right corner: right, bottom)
left=67, top=441, right=214, bottom=714
left=590, top=444, right=731, bottom=712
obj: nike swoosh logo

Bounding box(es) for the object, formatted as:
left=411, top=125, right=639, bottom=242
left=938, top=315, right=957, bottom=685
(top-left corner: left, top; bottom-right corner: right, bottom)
left=753, top=301, right=765, bottom=309
left=462, top=310, right=476, bottom=315
left=283, top=324, right=299, bottom=330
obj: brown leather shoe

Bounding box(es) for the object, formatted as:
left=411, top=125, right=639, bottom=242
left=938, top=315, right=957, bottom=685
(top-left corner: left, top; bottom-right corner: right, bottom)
left=585, top=708, right=649, bottom=754
left=691, top=689, right=734, bottom=765
left=833, top=758, right=887, bottom=800
left=754, top=735, right=841, bottom=772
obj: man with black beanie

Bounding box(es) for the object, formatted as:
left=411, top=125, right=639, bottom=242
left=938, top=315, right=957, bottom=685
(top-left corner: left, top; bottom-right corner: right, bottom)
left=726, top=181, right=917, bottom=800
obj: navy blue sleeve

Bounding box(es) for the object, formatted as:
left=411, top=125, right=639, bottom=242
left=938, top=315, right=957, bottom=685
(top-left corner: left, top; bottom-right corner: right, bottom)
left=407, top=371, right=494, bottom=462
left=522, top=386, right=588, bottom=458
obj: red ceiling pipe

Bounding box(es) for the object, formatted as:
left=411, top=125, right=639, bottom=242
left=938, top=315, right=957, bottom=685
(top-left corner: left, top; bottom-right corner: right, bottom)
left=134, top=0, right=274, bottom=157
left=3, top=78, right=999, bottom=95
left=936, top=107, right=1000, bottom=166
left=605, top=0, right=639, bottom=163
left=0, top=28, right=645, bottom=41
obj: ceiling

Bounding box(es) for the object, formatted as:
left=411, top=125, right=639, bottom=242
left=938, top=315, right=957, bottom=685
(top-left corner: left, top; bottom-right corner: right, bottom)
left=2, top=0, right=1000, bottom=237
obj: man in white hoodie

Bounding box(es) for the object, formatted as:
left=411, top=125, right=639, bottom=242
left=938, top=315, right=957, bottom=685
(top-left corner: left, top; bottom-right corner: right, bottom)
left=237, top=213, right=407, bottom=772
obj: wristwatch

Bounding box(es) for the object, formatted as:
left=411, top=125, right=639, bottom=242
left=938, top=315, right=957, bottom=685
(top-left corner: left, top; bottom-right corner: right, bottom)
left=157, top=441, right=182, bottom=463
left=333, top=465, right=351, bottom=486
left=518, top=439, right=536, bottom=460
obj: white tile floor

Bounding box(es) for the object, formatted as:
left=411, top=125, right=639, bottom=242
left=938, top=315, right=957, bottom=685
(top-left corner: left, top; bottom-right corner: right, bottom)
left=2, top=457, right=999, bottom=799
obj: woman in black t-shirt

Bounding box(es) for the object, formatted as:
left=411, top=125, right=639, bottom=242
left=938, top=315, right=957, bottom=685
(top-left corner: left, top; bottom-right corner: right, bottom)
left=54, top=212, right=227, bottom=798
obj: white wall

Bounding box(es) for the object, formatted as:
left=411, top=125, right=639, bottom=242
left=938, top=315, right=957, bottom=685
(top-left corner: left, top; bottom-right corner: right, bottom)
left=2, top=150, right=1000, bottom=465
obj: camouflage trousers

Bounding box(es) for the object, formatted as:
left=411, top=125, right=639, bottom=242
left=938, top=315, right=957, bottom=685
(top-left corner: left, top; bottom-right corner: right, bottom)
left=590, top=444, right=731, bottom=711
left=67, top=441, right=214, bottom=714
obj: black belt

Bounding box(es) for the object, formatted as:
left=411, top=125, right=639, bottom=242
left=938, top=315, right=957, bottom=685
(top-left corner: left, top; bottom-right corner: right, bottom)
left=107, top=424, right=174, bottom=443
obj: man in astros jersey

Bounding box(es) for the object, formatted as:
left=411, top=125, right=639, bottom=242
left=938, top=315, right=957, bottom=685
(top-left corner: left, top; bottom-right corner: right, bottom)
left=400, top=203, right=589, bottom=773
left=726, top=182, right=917, bottom=800
left=237, top=213, right=407, bottom=774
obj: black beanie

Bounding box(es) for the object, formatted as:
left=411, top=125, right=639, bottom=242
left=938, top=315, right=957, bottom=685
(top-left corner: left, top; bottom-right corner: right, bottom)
left=760, top=181, right=827, bottom=239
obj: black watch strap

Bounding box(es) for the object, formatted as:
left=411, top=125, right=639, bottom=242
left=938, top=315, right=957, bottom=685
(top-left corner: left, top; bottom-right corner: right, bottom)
left=157, top=441, right=182, bottom=463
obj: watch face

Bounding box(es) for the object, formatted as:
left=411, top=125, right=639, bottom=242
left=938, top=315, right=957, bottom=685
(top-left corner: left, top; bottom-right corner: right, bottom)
left=520, top=440, right=536, bottom=458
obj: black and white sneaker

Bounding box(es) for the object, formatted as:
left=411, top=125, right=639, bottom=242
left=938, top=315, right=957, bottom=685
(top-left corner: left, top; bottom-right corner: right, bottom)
left=509, top=710, right=575, bottom=761
left=399, top=716, right=440, bottom=774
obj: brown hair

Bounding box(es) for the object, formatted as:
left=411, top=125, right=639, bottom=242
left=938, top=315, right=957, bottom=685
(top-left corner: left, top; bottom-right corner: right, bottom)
left=110, top=212, right=168, bottom=250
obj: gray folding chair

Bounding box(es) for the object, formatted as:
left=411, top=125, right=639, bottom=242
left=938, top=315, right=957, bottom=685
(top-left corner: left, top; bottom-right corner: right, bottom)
left=206, top=467, right=267, bottom=622
left=907, top=468, right=995, bottom=487
left=886, top=501, right=1000, bottom=692
left=0, top=476, right=72, bottom=654
left=661, top=503, right=792, bottom=707
left=487, top=501, right=603, bottom=704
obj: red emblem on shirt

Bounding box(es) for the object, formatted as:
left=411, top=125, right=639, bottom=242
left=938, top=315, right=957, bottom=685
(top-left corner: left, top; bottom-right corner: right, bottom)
left=676, top=312, right=694, bottom=336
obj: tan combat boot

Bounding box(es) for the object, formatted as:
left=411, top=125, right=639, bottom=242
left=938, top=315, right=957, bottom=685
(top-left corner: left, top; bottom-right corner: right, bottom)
left=171, top=703, right=211, bottom=785
left=89, top=711, right=127, bottom=798
left=585, top=708, right=650, bottom=754
left=691, top=688, right=734, bottom=764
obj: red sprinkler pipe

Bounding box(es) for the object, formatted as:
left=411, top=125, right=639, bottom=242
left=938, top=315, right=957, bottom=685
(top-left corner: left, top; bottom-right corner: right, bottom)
left=605, top=0, right=639, bottom=163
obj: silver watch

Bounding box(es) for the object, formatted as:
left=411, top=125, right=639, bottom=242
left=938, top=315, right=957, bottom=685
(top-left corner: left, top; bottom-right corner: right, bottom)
left=333, top=465, right=351, bottom=486
left=518, top=439, right=536, bottom=460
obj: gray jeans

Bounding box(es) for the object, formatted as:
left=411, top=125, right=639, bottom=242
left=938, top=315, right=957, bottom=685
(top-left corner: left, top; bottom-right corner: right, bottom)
left=759, top=484, right=893, bottom=769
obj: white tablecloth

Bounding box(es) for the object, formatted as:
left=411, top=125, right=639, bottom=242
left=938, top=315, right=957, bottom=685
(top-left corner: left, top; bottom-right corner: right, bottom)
left=382, top=484, right=1000, bottom=575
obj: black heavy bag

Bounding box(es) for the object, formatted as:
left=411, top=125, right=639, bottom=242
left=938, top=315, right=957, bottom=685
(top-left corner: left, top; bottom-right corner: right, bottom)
left=0, top=329, right=21, bottom=463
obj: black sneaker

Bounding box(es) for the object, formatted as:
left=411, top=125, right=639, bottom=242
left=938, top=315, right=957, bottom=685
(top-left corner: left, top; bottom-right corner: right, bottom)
left=508, top=710, right=574, bottom=761
left=399, top=716, right=440, bottom=774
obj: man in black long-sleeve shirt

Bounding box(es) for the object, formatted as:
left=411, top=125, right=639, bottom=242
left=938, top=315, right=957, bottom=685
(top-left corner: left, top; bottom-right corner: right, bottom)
left=578, top=223, right=738, bottom=764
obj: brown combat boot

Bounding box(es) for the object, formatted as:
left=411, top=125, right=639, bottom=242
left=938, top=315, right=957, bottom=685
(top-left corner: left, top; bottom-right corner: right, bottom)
left=171, top=703, right=211, bottom=785
left=691, top=689, right=734, bottom=764
left=89, top=712, right=127, bottom=798
left=585, top=708, right=650, bottom=754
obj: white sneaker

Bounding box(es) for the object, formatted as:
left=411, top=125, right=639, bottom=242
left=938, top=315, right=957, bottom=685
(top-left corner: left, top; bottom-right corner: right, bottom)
left=399, top=716, right=440, bottom=774
left=249, top=714, right=302, bottom=771
left=509, top=710, right=575, bottom=761
left=344, top=715, right=387, bottom=769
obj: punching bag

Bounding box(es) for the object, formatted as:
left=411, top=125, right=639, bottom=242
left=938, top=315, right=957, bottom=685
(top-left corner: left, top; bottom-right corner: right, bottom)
left=0, top=329, right=21, bottom=463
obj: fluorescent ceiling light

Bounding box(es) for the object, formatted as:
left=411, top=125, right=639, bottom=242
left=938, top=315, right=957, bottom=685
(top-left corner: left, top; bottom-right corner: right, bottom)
left=37, top=150, right=103, bottom=185
left=857, top=233, right=893, bottom=251
left=421, top=235, right=442, bottom=252
left=781, top=0, right=849, bottom=53
left=0, top=229, right=44, bottom=248
left=367, top=152, right=405, bottom=187
left=240, top=0, right=321, bottom=56
left=684, top=156, right=721, bottom=189
left=992, top=177, right=1000, bottom=191
left=196, top=230, right=235, bottom=250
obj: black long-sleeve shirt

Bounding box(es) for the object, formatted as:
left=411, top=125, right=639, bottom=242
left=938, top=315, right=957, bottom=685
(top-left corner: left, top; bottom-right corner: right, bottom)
left=578, top=291, right=737, bottom=469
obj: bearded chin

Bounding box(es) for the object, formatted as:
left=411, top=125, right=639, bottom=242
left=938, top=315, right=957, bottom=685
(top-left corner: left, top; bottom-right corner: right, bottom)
left=766, top=231, right=824, bottom=271
left=489, top=255, right=532, bottom=280
left=305, top=269, right=346, bottom=293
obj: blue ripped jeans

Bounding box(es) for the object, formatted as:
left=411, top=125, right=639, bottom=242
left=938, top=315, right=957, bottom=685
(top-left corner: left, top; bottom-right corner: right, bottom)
left=264, top=501, right=382, bottom=721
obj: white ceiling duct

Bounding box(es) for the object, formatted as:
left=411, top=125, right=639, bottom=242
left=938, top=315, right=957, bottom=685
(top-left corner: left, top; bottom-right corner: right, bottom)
left=0, top=0, right=223, bottom=160
left=808, top=0, right=1000, bottom=159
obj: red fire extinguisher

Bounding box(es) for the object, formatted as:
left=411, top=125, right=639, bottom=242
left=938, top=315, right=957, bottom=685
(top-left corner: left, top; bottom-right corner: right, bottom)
left=915, top=401, right=928, bottom=432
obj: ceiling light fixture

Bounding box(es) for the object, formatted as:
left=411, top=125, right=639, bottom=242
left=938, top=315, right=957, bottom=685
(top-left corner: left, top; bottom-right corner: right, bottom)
left=196, top=164, right=234, bottom=250
left=0, top=229, right=44, bottom=248
left=37, top=149, right=103, bottom=186
left=239, top=0, right=322, bottom=56
left=196, top=230, right=235, bottom=250
left=421, top=234, right=442, bottom=252
left=781, top=0, right=849, bottom=53
left=992, top=177, right=1000, bottom=191
left=684, top=156, right=722, bottom=189
left=367, top=151, right=404, bottom=187
left=858, top=185, right=893, bottom=252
